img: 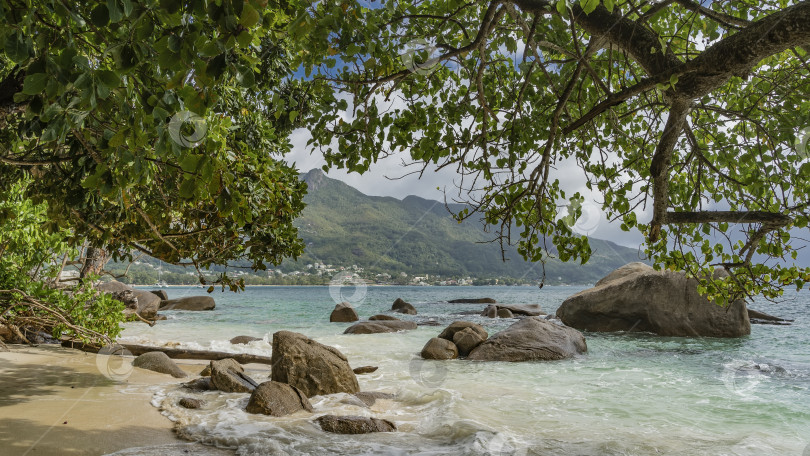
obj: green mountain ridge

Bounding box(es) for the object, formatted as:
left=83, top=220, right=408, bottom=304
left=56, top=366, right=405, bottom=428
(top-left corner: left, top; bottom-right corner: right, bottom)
left=284, top=169, right=644, bottom=284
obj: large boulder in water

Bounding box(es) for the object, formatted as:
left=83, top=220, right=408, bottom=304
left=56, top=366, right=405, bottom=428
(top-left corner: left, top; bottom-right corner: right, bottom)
left=316, top=415, right=397, bottom=434
left=132, top=352, right=187, bottom=378
left=271, top=331, right=359, bottom=397
left=97, top=281, right=161, bottom=319
left=159, top=296, right=215, bottom=311
left=391, top=298, right=417, bottom=315
left=246, top=381, right=313, bottom=416
left=556, top=262, right=751, bottom=337
left=343, top=320, right=417, bottom=334
left=420, top=337, right=458, bottom=360
left=467, top=317, right=586, bottom=361
left=330, top=302, right=359, bottom=322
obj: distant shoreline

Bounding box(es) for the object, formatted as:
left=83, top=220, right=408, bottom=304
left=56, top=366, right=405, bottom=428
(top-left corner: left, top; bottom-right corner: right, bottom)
left=130, top=283, right=564, bottom=288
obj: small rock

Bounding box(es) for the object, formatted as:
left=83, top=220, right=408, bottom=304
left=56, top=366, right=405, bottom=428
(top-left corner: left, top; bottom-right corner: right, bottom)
left=354, top=391, right=395, bottom=406
left=497, top=308, right=514, bottom=318
left=246, top=381, right=313, bottom=416
left=181, top=377, right=215, bottom=391
left=352, top=366, right=378, bottom=375
left=330, top=302, right=359, bottom=322
left=132, top=352, right=187, bottom=378
left=482, top=305, right=498, bottom=318
left=496, top=304, right=544, bottom=316
left=421, top=337, right=458, bottom=360
left=344, top=321, right=417, bottom=334
left=153, top=314, right=168, bottom=321
left=391, top=298, right=417, bottom=315
left=178, top=397, right=204, bottom=409
left=417, top=319, right=442, bottom=326
left=230, top=335, right=262, bottom=345
left=368, top=315, right=399, bottom=321
left=210, top=358, right=258, bottom=393
left=448, top=298, right=496, bottom=304
left=452, top=327, right=486, bottom=357
left=438, top=321, right=488, bottom=342
left=316, top=415, right=397, bottom=434
left=201, top=359, right=243, bottom=377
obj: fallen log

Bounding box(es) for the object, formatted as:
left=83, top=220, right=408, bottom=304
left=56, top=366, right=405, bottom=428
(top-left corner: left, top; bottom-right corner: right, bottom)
left=61, top=340, right=275, bottom=365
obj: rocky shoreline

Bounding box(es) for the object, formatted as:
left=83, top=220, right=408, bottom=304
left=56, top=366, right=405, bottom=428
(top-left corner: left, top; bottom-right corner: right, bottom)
left=1, top=263, right=797, bottom=455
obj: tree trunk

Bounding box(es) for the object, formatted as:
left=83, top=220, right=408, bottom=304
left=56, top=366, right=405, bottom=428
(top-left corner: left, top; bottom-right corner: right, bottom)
left=79, top=246, right=107, bottom=279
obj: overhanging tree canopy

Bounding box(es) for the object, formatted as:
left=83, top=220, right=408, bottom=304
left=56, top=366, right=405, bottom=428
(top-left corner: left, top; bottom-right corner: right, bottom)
left=0, top=0, right=311, bottom=287
left=295, top=0, right=810, bottom=302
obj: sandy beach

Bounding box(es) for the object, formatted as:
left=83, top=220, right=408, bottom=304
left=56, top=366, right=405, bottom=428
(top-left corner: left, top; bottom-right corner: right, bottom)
left=0, top=344, right=231, bottom=456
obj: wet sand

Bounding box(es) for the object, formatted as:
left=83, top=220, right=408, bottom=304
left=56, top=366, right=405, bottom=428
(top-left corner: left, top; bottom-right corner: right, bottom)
left=0, top=344, right=231, bottom=456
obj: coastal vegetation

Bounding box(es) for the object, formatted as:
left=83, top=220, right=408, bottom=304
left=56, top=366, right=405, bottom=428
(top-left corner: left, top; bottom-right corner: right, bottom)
left=0, top=0, right=310, bottom=342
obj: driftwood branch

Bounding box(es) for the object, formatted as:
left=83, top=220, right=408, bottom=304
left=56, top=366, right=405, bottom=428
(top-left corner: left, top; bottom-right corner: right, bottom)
left=62, top=340, right=275, bottom=365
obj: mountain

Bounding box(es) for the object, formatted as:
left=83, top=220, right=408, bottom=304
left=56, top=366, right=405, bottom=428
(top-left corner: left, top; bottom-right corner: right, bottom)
left=283, top=169, right=644, bottom=284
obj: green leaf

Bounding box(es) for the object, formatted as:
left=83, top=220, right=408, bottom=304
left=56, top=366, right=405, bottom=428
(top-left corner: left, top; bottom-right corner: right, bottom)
left=22, top=73, right=48, bottom=95
left=179, top=178, right=196, bottom=199
left=603, top=0, right=615, bottom=12
left=240, top=3, right=260, bottom=28
left=90, top=5, right=109, bottom=27
left=206, top=54, right=227, bottom=80
left=556, top=0, right=567, bottom=15
left=580, top=0, right=600, bottom=14
left=107, top=0, right=122, bottom=23
left=180, top=154, right=201, bottom=173
left=669, top=74, right=679, bottom=88
left=109, top=129, right=126, bottom=147
left=98, top=70, right=120, bottom=89
left=4, top=34, right=28, bottom=63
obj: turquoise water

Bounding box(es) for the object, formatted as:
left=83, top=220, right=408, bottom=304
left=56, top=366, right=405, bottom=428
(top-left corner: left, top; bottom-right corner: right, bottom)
left=121, top=286, right=810, bottom=455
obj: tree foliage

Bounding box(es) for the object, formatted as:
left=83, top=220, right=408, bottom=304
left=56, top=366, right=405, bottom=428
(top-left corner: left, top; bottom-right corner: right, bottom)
left=0, top=0, right=312, bottom=289
left=0, top=180, right=124, bottom=345
left=295, top=0, right=810, bottom=303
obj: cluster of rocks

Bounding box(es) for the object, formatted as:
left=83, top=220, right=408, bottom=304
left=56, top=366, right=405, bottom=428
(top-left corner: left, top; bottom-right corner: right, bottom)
left=131, top=330, right=397, bottom=434
left=421, top=319, right=588, bottom=362
left=480, top=303, right=544, bottom=319
left=96, top=281, right=215, bottom=323
left=332, top=299, right=419, bottom=334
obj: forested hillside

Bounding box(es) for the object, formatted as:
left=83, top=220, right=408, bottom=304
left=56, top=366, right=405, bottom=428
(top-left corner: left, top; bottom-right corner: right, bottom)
left=284, top=169, right=643, bottom=284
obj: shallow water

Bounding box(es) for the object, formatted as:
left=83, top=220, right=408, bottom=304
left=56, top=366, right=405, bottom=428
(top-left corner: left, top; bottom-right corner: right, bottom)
left=120, top=286, right=810, bottom=455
